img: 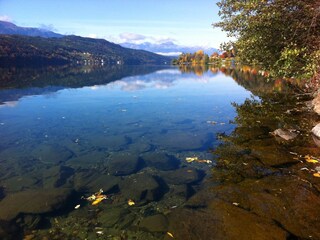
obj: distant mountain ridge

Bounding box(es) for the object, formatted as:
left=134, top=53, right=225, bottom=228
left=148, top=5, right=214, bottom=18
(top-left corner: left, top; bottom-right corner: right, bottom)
left=0, top=21, right=218, bottom=57
left=0, top=20, right=63, bottom=38
left=0, top=34, right=170, bottom=67
left=120, top=41, right=219, bottom=56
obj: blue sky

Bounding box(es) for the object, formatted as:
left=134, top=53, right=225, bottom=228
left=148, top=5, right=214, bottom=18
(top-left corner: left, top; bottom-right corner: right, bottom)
left=0, top=0, right=227, bottom=48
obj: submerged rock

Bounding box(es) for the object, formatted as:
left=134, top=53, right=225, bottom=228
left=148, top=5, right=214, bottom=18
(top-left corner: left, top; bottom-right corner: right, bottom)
left=98, top=207, right=130, bottom=228
left=153, top=132, right=211, bottom=151
left=119, top=173, right=163, bottom=202
left=66, top=151, right=108, bottom=169
left=0, top=188, right=73, bottom=221
left=139, top=214, right=168, bottom=232
left=271, top=128, right=298, bottom=141
left=107, top=152, right=143, bottom=176
left=141, top=152, right=180, bottom=171
left=167, top=200, right=287, bottom=240
left=31, top=145, right=73, bottom=164
left=42, top=166, right=74, bottom=188
left=73, top=171, right=119, bottom=193
left=160, top=167, right=203, bottom=185
left=2, top=175, right=40, bottom=193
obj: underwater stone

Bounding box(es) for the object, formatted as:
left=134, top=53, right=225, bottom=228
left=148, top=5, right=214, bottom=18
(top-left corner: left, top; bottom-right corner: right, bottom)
left=0, top=188, right=73, bottom=221
left=98, top=207, right=130, bottom=228
left=107, top=152, right=143, bottom=176
left=119, top=173, right=162, bottom=202
left=139, top=214, right=168, bottom=232
left=141, top=152, right=180, bottom=171
left=73, top=170, right=119, bottom=193
left=31, top=145, right=73, bottom=164
left=167, top=200, right=288, bottom=240
left=160, top=167, right=203, bottom=185
left=271, top=128, right=298, bottom=141
left=42, top=166, right=74, bottom=188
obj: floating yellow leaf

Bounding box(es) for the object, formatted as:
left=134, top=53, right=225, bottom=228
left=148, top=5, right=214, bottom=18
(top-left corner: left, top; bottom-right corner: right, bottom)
left=92, top=196, right=106, bottom=205
left=306, top=159, right=318, bottom=163
left=313, top=173, right=320, bottom=178
left=186, top=157, right=198, bottom=163
left=128, top=199, right=135, bottom=206
left=167, top=232, right=174, bottom=238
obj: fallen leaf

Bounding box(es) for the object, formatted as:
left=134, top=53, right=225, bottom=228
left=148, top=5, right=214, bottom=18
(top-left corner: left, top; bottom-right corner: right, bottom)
left=74, top=204, right=81, bottom=209
left=128, top=199, right=135, bottom=206
left=167, top=232, right=174, bottom=238
left=92, top=196, right=106, bottom=205
left=313, top=173, right=320, bottom=177
left=306, top=159, right=318, bottom=163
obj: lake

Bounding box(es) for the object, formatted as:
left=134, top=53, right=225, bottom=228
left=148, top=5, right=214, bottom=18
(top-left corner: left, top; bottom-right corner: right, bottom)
left=0, top=65, right=320, bottom=239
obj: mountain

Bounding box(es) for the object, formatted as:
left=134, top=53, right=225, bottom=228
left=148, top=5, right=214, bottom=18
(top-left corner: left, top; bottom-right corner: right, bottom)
left=0, top=35, right=171, bottom=67
left=0, top=21, right=63, bottom=38
left=120, top=41, right=219, bottom=56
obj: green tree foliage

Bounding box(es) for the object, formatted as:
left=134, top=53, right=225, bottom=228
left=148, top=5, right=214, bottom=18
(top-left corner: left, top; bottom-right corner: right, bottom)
left=213, top=0, right=320, bottom=79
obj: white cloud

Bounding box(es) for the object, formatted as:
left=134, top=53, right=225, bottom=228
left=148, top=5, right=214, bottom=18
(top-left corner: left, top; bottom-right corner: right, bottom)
left=156, top=52, right=182, bottom=56
left=0, top=15, right=12, bottom=22
left=116, top=32, right=177, bottom=45
left=87, top=33, right=98, bottom=38
left=119, top=32, right=146, bottom=42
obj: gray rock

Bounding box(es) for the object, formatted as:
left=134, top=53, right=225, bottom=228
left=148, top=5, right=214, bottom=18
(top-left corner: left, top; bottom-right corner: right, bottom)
left=66, top=151, right=108, bottom=169
left=43, top=166, right=74, bottom=188
left=161, top=167, right=203, bottom=185
left=141, top=152, right=180, bottom=171
left=312, top=123, right=320, bottom=139
left=271, top=128, right=298, bottom=141
left=31, top=144, right=73, bottom=164
left=153, top=132, right=211, bottom=151
left=73, top=171, right=119, bottom=193
left=0, top=188, right=73, bottom=221
left=2, top=175, right=40, bottom=193
left=107, top=152, right=143, bottom=176
left=98, top=207, right=130, bottom=228
left=119, top=173, right=162, bottom=202
left=139, top=214, right=168, bottom=232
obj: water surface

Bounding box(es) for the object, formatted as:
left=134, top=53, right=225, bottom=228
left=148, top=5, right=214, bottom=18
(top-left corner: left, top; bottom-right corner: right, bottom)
left=0, top=65, right=320, bottom=239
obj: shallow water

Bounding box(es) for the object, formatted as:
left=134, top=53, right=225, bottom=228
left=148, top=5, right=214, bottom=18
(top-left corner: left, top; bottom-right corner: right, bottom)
left=0, top=65, right=320, bottom=239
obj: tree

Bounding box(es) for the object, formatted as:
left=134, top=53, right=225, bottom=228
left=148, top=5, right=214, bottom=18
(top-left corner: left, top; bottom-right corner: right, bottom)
left=213, top=0, right=320, bottom=80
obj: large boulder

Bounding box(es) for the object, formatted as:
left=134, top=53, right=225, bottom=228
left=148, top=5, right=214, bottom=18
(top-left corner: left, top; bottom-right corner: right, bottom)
left=139, top=214, right=168, bottom=232
left=31, top=145, right=73, bottom=164
left=73, top=170, right=119, bottom=193
left=119, top=173, right=163, bottom=202
left=166, top=200, right=287, bottom=240
left=141, top=152, right=180, bottom=171
left=42, top=166, right=74, bottom=188
left=0, top=188, right=73, bottom=221
left=160, top=167, right=203, bottom=185
left=107, top=152, right=143, bottom=176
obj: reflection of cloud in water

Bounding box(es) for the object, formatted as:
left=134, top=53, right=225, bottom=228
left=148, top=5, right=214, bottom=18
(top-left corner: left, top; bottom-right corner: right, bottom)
left=90, top=85, right=99, bottom=90
left=154, top=82, right=174, bottom=89
left=0, top=101, right=18, bottom=108
left=155, top=69, right=181, bottom=75
left=94, top=69, right=219, bottom=92
left=120, top=80, right=147, bottom=91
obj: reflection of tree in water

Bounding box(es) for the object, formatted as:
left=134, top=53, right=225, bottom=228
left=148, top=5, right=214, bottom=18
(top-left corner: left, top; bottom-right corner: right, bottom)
left=212, top=67, right=319, bottom=182
left=166, top=65, right=320, bottom=240
left=178, top=65, right=209, bottom=76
